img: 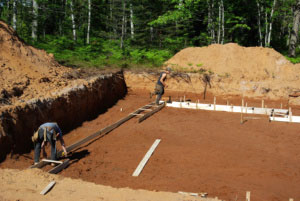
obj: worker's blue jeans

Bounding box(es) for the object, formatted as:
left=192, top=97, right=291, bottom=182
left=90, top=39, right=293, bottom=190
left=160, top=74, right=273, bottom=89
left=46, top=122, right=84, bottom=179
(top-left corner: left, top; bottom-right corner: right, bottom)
left=34, top=128, right=56, bottom=163
left=155, top=84, right=164, bottom=105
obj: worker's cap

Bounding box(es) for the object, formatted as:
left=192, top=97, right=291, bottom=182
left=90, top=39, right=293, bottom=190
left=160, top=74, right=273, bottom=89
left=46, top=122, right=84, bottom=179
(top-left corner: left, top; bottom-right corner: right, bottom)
left=166, top=67, right=172, bottom=72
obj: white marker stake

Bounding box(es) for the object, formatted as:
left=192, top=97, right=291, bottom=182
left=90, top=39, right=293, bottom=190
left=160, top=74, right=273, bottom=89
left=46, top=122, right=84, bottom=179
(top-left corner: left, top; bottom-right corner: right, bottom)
left=246, top=191, right=250, bottom=201
left=132, top=139, right=161, bottom=177
left=214, top=97, right=216, bottom=110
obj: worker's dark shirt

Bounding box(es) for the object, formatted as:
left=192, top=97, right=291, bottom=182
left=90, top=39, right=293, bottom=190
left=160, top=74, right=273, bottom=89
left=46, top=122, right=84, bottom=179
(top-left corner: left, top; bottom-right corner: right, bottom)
left=157, top=72, right=166, bottom=87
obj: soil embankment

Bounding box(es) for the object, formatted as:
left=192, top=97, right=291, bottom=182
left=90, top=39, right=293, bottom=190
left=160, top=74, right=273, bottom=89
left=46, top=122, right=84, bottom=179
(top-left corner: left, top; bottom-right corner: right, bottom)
left=125, top=43, right=300, bottom=105
left=0, top=20, right=127, bottom=161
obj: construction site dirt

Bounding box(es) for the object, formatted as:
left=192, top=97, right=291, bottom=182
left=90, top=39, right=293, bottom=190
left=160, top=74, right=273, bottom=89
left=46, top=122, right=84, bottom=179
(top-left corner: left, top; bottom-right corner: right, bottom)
left=1, top=90, right=300, bottom=201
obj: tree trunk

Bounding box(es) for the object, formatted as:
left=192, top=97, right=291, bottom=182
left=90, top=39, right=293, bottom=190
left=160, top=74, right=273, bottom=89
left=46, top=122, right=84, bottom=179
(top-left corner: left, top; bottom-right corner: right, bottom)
left=120, top=0, right=126, bottom=49
left=265, top=11, right=268, bottom=46
left=70, top=0, right=76, bottom=41
left=267, top=0, right=276, bottom=47
left=217, top=1, right=221, bottom=44
left=32, top=0, right=38, bottom=41
left=256, top=0, right=262, bottom=46
left=289, top=0, right=300, bottom=57
left=130, top=3, right=134, bottom=39
left=12, top=0, right=17, bottom=30
left=211, top=0, right=215, bottom=43
left=221, top=0, right=224, bottom=44
left=86, top=0, right=91, bottom=44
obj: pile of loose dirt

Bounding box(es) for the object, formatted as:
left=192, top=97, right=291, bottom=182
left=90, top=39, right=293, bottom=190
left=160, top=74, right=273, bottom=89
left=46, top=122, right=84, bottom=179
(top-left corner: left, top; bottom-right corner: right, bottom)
left=0, top=168, right=218, bottom=201
left=0, top=20, right=84, bottom=106
left=164, top=43, right=300, bottom=103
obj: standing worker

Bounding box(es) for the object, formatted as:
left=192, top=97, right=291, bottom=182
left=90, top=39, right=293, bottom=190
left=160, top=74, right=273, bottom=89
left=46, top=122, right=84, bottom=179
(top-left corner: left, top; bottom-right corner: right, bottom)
left=154, top=67, right=172, bottom=105
left=32, top=122, right=67, bottom=165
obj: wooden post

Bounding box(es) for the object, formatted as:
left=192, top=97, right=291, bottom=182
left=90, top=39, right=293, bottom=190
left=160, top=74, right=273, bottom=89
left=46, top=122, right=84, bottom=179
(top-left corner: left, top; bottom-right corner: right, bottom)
left=231, top=104, right=233, bottom=112
left=241, top=100, right=244, bottom=124
left=245, top=102, right=248, bottom=113
left=289, top=107, right=292, bottom=122
left=227, top=100, right=229, bottom=106
left=265, top=104, right=268, bottom=114
left=214, top=96, right=216, bottom=111
left=262, top=99, right=264, bottom=108
left=196, top=99, right=199, bottom=109
left=184, top=95, right=186, bottom=102
left=281, top=103, right=283, bottom=109
left=246, top=191, right=250, bottom=201
left=180, top=97, right=182, bottom=108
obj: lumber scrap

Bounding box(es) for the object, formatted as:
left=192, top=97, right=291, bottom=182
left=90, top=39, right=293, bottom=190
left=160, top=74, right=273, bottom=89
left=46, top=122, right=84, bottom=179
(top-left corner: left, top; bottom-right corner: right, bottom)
left=57, top=102, right=155, bottom=157
left=132, top=139, right=161, bottom=177
left=40, top=181, right=56, bottom=195
left=48, top=159, right=69, bottom=174
left=138, top=103, right=165, bottom=123
left=42, top=159, right=63, bottom=164
left=30, top=161, right=47, bottom=169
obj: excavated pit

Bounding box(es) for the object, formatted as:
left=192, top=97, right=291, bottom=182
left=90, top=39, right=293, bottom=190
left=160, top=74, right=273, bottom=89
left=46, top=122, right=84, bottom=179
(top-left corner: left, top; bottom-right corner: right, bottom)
left=0, top=71, right=127, bottom=161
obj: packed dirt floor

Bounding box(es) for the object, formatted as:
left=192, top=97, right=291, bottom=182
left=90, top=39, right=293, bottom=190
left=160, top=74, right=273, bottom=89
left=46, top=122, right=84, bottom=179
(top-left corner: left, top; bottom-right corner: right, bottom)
left=1, top=90, right=300, bottom=201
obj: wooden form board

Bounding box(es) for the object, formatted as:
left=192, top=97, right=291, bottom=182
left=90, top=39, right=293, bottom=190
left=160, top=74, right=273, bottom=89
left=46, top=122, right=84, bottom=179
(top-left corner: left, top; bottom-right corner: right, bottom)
left=40, top=181, right=56, bottom=195
left=48, top=159, right=70, bottom=174
left=166, top=101, right=288, bottom=116
left=269, top=115, right=300, bottom=123
left=138, top=103, right=165, bottom=123
left=132, top=139, right=161, bottom=177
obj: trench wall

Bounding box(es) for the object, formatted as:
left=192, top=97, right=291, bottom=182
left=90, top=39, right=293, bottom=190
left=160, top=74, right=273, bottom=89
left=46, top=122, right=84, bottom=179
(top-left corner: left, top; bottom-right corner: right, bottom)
left=0, top=71, right=127, bottom=162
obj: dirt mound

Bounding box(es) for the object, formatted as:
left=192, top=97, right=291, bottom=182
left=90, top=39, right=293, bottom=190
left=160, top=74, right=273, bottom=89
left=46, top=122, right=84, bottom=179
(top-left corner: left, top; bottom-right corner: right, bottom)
left=0, top=168, right=217, bottom=201
left=165, top=43, right=300, bottom=102
left=0, top=20, right=79, bottom=106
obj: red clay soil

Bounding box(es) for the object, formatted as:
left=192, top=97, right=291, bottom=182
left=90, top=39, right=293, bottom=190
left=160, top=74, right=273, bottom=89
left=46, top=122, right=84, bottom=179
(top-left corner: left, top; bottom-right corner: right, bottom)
left=1, top=90, right=300, bottom=201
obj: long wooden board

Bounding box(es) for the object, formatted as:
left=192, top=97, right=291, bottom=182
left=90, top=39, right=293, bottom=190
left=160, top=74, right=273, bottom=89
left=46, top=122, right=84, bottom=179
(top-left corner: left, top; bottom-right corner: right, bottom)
left=57, top=102, right=155, bottom=157
left=138, top=103, right=165, bottom=123
left=48, top=159, right=69, bottom=174
left=132, top=139, right=161, bottom=177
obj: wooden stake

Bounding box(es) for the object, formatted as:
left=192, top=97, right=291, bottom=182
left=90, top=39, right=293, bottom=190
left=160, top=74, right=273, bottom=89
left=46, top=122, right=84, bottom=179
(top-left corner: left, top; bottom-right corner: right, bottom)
left=180, top=97, right=182, bottom=108
left=231, top=104, right=233, bottom=112
left=246, top=191, right=250, bottom=201
left=245, top=102, right=248, bottom=113
left=289, top=107, right=292, bottom=122
left=262, top=99, right=264, bottom=108
left=214, top=96, right=216, bottom=110
left=227, top=100, right=229, bottom=106
left=196, top=99, right=199, bottom=109
left=242, top=99, right=244, bottom=113
left=281, top=103, right=283, bottom=109
left=265, top=104, right=268, bottom=114
left=184, top=95, right=186, bottom=102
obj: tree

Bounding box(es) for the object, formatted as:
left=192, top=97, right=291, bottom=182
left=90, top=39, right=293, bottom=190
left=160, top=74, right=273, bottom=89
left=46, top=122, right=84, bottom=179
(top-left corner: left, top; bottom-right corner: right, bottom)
left=289, top=0, right=300, bottom=57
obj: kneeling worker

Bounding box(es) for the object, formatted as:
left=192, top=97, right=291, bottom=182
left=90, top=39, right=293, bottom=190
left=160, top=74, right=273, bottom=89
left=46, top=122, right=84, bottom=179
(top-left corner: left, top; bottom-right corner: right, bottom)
left=154, top=67, right=171, bottom=105
left=32, top=122, right=67, bottom=165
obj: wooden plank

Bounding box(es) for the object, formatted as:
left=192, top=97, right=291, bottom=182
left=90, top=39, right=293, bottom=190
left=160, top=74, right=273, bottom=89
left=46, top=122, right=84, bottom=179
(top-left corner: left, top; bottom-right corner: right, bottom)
left=132, top=139, right=161, bottom=177
left=57, top=103, right=155, bottom=157
left=40, top=181, right=56, bottom=195
left=138, top=103, right=165, bottom=123
left=48, top=159, right=69, bottom=174
left=29, top=161, right=47, bottom=169
left=42, top=159, right=63, bottom=164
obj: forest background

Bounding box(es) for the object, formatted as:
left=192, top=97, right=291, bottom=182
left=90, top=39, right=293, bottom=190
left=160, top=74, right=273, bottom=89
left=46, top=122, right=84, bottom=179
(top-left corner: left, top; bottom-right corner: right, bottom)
left=1, top=0, right=300, bottom=69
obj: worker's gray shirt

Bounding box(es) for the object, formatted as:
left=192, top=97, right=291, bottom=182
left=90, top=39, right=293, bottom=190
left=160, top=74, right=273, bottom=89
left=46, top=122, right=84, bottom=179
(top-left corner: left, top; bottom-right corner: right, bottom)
left=39, top=122, right=62, bottom=138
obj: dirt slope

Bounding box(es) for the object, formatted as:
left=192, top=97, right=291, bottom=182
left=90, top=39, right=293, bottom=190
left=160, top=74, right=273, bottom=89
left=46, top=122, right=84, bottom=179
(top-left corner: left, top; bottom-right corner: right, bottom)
left=0, top=20, right=80, bottom=106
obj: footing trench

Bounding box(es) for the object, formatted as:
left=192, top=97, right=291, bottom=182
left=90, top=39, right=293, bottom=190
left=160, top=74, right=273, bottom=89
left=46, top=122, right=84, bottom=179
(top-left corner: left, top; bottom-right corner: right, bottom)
left=0, top=71, right=127, bottom=161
